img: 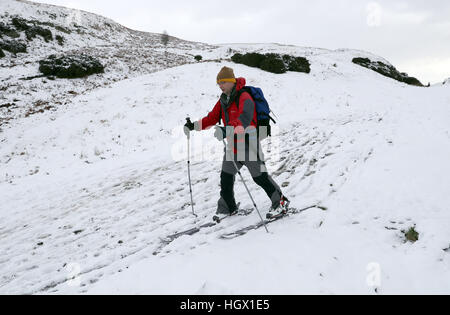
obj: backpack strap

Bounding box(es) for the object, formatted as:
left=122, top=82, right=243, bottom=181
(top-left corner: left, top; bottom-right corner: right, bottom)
left=235, top=87, right=258, bottom=126
left=234, top=88, right=245, bottom=111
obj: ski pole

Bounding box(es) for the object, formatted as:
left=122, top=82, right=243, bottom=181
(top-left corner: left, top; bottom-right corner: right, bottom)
left=222, top=139, right=269, bottom=233
left=186, top=117, right=196, bottom=217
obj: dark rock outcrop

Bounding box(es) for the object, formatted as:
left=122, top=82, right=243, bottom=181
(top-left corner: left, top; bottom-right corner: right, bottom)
left=0, top=39, right=27, bottom=54
left=25, top=25, right=53, bottom=42
left=11, top=17, right=31, bottom=31
left=39, top=54, right=105, bottom=79
left=55, top=35, right=64, bottom=46
left=11, top=17, right=53, bottom=42
left=0, top=22, right=20, bottom=38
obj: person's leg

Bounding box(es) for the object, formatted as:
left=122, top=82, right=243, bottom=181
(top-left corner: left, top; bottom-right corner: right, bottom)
left=244, top=140, right=283, bottom=209
left=217, top=153, right=244, bottom=214
left=247, top=162, right=283, bottom=208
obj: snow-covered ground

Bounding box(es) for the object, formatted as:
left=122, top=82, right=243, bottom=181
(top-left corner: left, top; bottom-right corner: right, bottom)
left=1, top=1, right=449, bottom=295
left=1, top=59, right=449, bottom=294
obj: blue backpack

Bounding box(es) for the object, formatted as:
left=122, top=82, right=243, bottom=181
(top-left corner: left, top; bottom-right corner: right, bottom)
left=235, top=86, right=276, bottom=137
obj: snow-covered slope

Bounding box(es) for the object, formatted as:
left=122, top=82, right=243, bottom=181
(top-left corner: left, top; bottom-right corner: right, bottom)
left=0, top=0, right=214, bottom=125
left=1, top=1, right=449, bottom=295
left=1, top=60, right=449, bottom=294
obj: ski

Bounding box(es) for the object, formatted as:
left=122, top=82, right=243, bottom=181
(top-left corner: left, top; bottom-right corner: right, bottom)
left=161, top=205, right=253, bottom=245
left=155, top=204, right=326, bottom=255
left=219, top=204, right=325, bottom=239
left=213, top=207, right=254, bottom=223
left=165, top=222, right=217, bottom=242
left=154, top=221, right=217, bottom=255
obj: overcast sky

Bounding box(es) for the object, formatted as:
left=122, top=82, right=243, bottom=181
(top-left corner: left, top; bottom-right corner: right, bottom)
left=35, top=0, right=450, bottom=84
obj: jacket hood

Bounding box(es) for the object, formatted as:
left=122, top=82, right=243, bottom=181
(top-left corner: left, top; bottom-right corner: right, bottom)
left=235, top=77, right=246, bottom=91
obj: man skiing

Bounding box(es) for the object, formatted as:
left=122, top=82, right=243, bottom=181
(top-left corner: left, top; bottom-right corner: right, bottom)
left=184, top=66, right=288, bottom=216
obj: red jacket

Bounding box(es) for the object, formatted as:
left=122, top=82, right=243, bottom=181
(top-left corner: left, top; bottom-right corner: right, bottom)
left=199, top=77, right=257, bottom=136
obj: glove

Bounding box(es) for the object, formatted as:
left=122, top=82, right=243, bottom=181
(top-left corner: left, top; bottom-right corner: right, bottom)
left=184, top=120, right=195, bottom=136
left=214, top=126, right=227, bottom=141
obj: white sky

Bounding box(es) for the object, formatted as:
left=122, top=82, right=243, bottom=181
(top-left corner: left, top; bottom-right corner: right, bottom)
left=34, top=0, right=450, bottom=84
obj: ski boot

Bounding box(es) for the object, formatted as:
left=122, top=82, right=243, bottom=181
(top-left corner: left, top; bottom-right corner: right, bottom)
left=266, top=195, right=290, bottom=219
left=213, top=202, right=240, bottom=223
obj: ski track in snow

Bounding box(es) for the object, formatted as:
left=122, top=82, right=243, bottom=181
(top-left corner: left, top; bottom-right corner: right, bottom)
left=0, top=108, right=382, bottom=294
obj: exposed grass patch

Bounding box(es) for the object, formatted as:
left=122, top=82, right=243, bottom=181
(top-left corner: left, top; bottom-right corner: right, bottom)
left=402, top=226, right=419, bottom=243
left=352, top=57, right=423, bottom=87
left=231, top=52, right=311, bottom=74
left=0, top=22, right=20, bottom=38
left=39, top=54, right=105, bottom=79
left=0, top=39, right=27, bottom=54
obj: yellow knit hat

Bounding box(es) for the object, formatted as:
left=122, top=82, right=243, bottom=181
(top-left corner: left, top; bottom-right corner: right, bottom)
left=217, top=66, right=236, bottom=84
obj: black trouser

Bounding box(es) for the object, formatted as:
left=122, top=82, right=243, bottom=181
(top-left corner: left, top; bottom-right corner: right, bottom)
left=217, top=137, right=282, bottom=214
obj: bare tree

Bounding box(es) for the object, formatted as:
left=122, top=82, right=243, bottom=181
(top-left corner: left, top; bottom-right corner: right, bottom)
left=161, top=30, right=169, bottom=47
left=161, top=30, right=169, bottom=61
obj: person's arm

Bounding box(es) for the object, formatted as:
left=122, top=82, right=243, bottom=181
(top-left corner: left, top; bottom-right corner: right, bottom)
left=196, top=100, right=222, bottom=131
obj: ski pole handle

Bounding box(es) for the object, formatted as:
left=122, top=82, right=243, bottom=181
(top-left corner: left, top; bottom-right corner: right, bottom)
left=185, top=117, right=192, bottom=139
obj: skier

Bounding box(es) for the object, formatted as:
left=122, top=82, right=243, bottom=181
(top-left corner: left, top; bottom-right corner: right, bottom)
left=184, top=66, right=289, bottom=216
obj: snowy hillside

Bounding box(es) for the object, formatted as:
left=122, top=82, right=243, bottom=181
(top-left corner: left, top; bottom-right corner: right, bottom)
left=0, top=0, right=214, bottom=126
left=1, top=1, right=450, bottom=295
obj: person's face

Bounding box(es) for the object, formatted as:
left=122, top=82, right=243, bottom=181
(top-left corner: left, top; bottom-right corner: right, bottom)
left=218, top=81, right=235, bottom=95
